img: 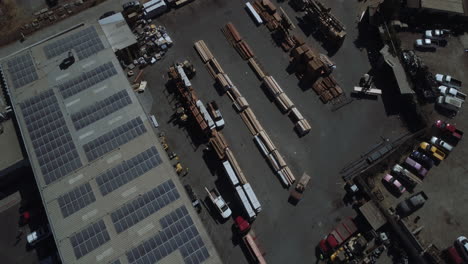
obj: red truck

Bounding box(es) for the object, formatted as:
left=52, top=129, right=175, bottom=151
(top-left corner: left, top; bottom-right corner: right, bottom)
left=318, top=217, right=358, bottom=256
left=434, top=120, right=463, bottom=141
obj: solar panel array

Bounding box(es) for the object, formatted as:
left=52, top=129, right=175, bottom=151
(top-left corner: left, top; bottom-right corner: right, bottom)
left=57, top=183, right=96, bottom=218
left=44, top=27, right=105, bottom=60
left=57, top=62, right=117, bottom=99
left=96, top=147, right=162, bottom=196
left=111, top=180, right=179, bottom=233
left=6, top=52, right=38, bottom=88
left=19, top=90, right=82, bottom=185
left=83, top=117, right=147, bottom=162
left=70, top=220, right=111, bottom=259
left=71, top=90, right=131, bottom=130
left=126, top=206, right=210, bottom=264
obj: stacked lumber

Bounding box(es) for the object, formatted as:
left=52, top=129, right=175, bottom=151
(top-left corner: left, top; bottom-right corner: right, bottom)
left=235, top=41, right=255, bottom=60
left=225, top=148, right=248, bottom=185
left=194, top=39, right=297, bottom=187
left=252, top=0, right=282, bottom=31
left=263, top=76, right=294, bottom=113
left=205, top=58, right=224, bottom=78
left=210, top=130, right=229, bottom=159
left=194, top=40, right=213, bottom=63
left=312, top=76, right=343, bottom=103
left=290, top=107, right=311, bottom=136
left=222, top=23, right=255, bottom=60
left=303, top=0, right=346, bottom=44
left=248, top=57, right=267, bottom=79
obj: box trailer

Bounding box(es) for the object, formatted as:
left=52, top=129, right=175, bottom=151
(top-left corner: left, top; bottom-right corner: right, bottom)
left=242, top=183, right=261, bottom=213
left=235, top=186, right=256, bottom=221
left=223, top=160, right=240, bottom=186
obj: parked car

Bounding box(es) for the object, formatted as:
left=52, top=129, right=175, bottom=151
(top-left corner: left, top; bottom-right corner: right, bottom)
left=184, top=185, right=201, bottom=213
left=430, top=136, right=454, bottom=152
left=123, top=1, right=140, bottom=10
left=391, top=164, right=420, bottom=190
left=27, top=225, right=51, bottom=247
left=410, top=150, right=434, bottom=169
left=455, top=236, right=468, bottom=261
left=438, top=86, right=466, bottom=100
left=404, top=157, right=428, bottom=178
left=425, top=29, right=449, bottom=38
left=435, top=74, right=462, bottom=89
left=382, top=174, right=406, bottom=194
left=420, top=142, right=446, bottom=161
left=436, top=95, right=463, bottom=115
left=396, top=191, right=428, bottom=217
left=446, top=246, right=464, bottom=264
left=414, top=39, right=437, bottom=51
left=434, top=120, right=464, bottom=141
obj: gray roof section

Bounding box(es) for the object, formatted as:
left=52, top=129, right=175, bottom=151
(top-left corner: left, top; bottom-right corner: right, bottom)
left=1, top=24, right=221, bottom=264
left=98, top=12, right=137, bottom=52
left=421, top=0, right=466, bottom=15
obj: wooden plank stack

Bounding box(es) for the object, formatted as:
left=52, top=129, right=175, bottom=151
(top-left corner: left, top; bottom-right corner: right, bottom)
left=312, top=76, right=343, bottom=103
left=194, top=39, right=297, bottom=187
left=248, top=57, right=267, bottom=80
left=222, top=23, right=255, bottom=60
left=210, top=130, right=229, bottom=159
left=194, top=40, right=214, bottom=63
left=263, top=76, right=294, bottom=113
left=252, top=0, right=282, bottom=31
left=225, top=148, right=248, bottom=185
left=290, top=107, right=311, bottom=136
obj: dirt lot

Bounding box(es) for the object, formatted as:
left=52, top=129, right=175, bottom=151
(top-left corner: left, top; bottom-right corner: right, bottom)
left=373, top=31, right=468, bottom=256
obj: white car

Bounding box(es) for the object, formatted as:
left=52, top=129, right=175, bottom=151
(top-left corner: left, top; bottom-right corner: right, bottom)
left=414, top=39, right=436, bottom=51
left=430, top=136, right=454, bottom=152
left=456, top=236, right=468, bottom=261
left=425, top=29, right=448, bottom=38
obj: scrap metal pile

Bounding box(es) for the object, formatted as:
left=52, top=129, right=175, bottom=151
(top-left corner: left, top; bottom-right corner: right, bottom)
left=131, top=23, right=173, bottom=67
left=194, top=40, right=298, bottom=186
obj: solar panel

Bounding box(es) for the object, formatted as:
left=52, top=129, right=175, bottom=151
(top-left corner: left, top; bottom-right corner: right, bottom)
left=58, top=183, right=96, bottom=218
left=96, top=147, right=162, bottom=196
left=43, top=27, right=104, bottom=60
left=83, top=117, right=147, bottom=162
left=57, top=62, right=117, bottom=99
left=126, top=206, right=209, bottom=264
left=71, top=90, right=131, bottom=130
left=6, top=52, right=38, bottom=88
left=70, top=219, right=111, bottom=259
left=111, top=179, right=179, bottom=233
left=19, top=90, right=82, bottom=185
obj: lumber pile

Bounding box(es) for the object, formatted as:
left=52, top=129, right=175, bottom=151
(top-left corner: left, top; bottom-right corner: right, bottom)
left=303, top=0, right=346, bottom=45
left=194, top=39, right=297, bottom=187
left=312, top=76, right=343, bottom=103
left=210, top=130, right=229, bottom=159
left=252, top=0, right=282, bottom=31
left=248, top=57, right=267, bottom=80
left=194, top=40, right=213, bottom=63
left=290, top=107, right=311, bottom=136
left=222, top=23, right=254, bottom=60
left=263, top=76, right=294, bottom=113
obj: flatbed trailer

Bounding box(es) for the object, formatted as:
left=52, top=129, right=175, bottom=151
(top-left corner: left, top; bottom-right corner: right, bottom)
left=303, top=0, right=346, bottom=45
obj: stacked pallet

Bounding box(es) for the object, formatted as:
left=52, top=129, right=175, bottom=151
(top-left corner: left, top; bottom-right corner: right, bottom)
left=290, top=107, right=311, bottom=136
left=312, top=76, right=344, bottom=103
left=194, top=40, right=296, bottom=187
left=263, top=76, right=294, bottom=113
left=252, top=0, right=282, bottom=31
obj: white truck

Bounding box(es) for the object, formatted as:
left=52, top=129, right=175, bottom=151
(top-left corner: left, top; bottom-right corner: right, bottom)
left=414, top=39, right=436, bottom=51
left=437, top=95, right=463, bottom=113
left=438, top=86, right=466, bottom=100
left=435, top=74, right=462, bottom=89
left=207, top=101, right=225, bottom=129
left=205, top=187, right=232, bottom=219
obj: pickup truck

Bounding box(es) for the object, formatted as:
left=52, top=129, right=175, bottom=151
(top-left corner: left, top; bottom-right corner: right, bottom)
left=414, top=39, right=437, bottom=51
left=438, top=86, right=466, bottom=100
left=27, top=225, right=51, bottom=247
left=396, top=191, right=428, bottom=217
left=430, top=136, right=454, bottom=153
left=318, top=217, right=358, bottom=256
left=425, top=29, right=449, bottom=39
left=420, top=142, right=446, bottom=161
left=437, top=95, right=463, bottom=113
left=205, top=187, right=232, bottom=219
left=434, top=120, right=463, bottom=141
left=391, top=164, right=420, bottom=189
left=207, top=101, right=225, bottom=129
left=435, top=74, right=462, bottom=89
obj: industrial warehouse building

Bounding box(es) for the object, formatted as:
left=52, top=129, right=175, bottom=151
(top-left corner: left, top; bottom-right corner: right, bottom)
left=0, top=22, right=220, bottom=264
